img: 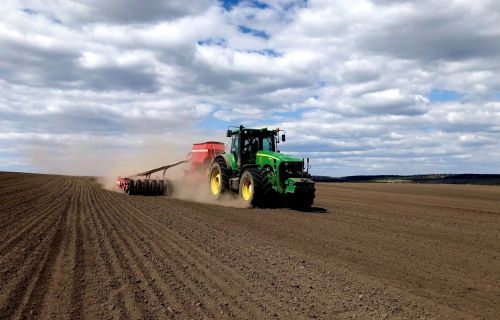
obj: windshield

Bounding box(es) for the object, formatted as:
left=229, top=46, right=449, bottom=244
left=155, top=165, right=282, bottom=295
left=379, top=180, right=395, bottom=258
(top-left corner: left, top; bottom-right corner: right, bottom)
left=240, top=131, right=276, bottom=153
left=262, top=136, right=274, bottom=151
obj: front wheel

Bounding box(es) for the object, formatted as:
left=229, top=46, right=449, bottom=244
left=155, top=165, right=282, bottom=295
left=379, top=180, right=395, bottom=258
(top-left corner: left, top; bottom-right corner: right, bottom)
left=289, top=187, right=315, bottom=210
left=239, top=168, right=273, bottom=207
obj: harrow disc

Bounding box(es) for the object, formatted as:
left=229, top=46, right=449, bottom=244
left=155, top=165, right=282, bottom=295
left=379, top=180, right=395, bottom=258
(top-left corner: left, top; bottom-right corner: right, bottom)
left=151, top=180, right=158, bottom=196
left=136, top=179, right=143, bottom=195
left=158, top=180, right=165, bottom=195
left=127, top=179, right=135, bottom=195
left=144, top=180, right=152, bottom=196
left=164, top=180, right=174, bottom=196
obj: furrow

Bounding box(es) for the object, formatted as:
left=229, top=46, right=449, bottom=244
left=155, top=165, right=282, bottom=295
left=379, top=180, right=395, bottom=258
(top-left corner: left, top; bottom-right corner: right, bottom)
left=0, top=177, right=73, bottom=249
left=91, top=187, right=174, bottom=319
left=0, top=176, right=64, bottom=235
left=70, top=179, right=87, bottom=319
left=16, top=190, right=74, bottom=318
left=35, top=178, right=86, bottom=319
left=0, top=188, right=70, bottom=308
left=82, top=183, right=128, bottom=319
left=85, top=182, right=141, bottom=319
left=95, top=189, right=220, bottom=318
left=106, top=192, right=271, bottom=319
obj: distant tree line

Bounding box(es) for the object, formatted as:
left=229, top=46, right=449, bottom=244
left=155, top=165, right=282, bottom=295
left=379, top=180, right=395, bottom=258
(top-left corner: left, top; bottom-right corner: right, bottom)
left=312, top=174, right=500, bottom=185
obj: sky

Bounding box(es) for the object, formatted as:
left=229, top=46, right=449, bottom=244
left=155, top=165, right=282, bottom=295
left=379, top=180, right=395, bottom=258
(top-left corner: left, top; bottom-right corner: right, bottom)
left=1, top=0, right=500, bottom=176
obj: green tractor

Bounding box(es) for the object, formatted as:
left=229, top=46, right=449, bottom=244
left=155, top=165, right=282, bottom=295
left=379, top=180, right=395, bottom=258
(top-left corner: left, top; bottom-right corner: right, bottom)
left=209, top=125, right=315, bottom=209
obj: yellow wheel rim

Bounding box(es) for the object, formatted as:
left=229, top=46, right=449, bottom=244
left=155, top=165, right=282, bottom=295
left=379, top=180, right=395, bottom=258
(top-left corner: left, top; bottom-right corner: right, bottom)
left=241, top=177, right=252, bottom=201
left=210, top=168, right=221, bottom=195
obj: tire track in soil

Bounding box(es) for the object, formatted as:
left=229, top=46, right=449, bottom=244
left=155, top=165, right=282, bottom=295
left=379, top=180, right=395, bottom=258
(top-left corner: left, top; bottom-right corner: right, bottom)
left=104, top=191, right=279, bottom=319
left=97, top=189, right=233, bottom=319
left=17, top=193, right=74, bottom=318
left=34, top=178, right=87, bottom=319
left=89, top=188, right=166, bottom=319
left=84, top=191, right=129, bottom=319
left=0, top=178, right=74, bottom=285
left=0, top=175, right=45, bottom=197
left=0, top=181, right=73, bottom=318
left=129, top=198, right=346, bottom=317
left=0, top=180, right=73, bottom=319
left=70, top=179, right=87, bottom=320
left=95, top=190, right=229, bottom=318
left=84, top=182, right=136, bottom=319
left=90, top=192, right=186, bottom=319
left=0, top=177, right=72, bottom=248
left=1, top=174, right=498, bottom=319
left=0, top=176, right=67, bottom=236
left=95, top=184, right=236, bottom=319
left=126, top=196, right=468, bottom=319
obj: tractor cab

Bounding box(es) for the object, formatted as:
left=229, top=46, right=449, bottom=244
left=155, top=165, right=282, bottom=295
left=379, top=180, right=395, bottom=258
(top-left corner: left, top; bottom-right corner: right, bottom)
left=227, top=126, right=280, bottom=167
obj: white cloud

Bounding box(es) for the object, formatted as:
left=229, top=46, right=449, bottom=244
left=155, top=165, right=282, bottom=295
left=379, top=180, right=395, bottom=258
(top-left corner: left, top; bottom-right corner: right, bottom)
left=0, top=0, right=499, bottom=175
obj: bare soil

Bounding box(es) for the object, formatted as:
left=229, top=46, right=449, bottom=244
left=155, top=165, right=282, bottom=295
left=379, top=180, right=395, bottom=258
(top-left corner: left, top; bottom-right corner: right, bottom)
left=0, top=172, right=499, bottom=319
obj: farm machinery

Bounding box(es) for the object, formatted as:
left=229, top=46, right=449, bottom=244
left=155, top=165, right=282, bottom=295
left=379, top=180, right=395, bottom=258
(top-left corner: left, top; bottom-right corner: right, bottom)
left=117, top=126, right=316, bottom=209
left=116, top=142, right=225, bottom=196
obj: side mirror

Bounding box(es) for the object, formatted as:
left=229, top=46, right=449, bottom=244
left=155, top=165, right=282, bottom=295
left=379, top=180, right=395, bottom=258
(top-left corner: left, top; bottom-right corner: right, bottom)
left=226, top=130, right=232, bottom=137
left=281, top=134, right=286, bottom=142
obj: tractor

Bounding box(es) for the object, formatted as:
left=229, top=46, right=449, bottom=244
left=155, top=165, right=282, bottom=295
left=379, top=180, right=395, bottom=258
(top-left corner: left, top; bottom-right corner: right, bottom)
left=209, top=125, right=316, bottom=209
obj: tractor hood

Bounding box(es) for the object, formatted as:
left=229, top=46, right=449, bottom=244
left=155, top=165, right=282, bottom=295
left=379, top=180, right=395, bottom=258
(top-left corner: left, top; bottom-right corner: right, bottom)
left=255, top=150, right=302, bottom=163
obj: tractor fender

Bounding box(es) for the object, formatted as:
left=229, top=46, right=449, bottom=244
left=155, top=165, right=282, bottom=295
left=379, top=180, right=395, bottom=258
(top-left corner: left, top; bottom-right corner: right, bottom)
left=240, top=164, right=259, bottom=177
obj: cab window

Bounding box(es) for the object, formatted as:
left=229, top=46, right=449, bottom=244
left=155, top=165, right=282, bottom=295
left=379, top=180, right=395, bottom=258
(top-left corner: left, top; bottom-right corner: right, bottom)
left=262, top=136, right=274, bottom=151
left=231, top=135, right=239, bottom=154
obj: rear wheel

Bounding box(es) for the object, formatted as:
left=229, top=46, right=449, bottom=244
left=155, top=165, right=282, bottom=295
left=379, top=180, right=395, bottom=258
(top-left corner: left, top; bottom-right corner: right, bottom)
left=208, top=158, right=230, bottom=199
left=239, top=168, right=273, bottom=207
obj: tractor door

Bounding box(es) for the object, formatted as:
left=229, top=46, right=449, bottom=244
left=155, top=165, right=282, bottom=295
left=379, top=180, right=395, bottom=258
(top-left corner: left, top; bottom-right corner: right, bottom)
left=231, top=134, right=240, bottom=166
left=242, top=134, right=258, bottom=164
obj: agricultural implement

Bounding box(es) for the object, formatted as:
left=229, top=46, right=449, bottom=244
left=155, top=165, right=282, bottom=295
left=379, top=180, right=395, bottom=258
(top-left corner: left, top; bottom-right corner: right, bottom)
left=117, top=126, right=315, bottom=209
left=116, top=142, right=225, bottom=196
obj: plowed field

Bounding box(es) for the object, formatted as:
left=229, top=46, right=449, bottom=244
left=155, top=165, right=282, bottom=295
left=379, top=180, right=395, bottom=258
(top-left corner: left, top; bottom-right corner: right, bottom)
left=0, top=172, right=499, bottom=319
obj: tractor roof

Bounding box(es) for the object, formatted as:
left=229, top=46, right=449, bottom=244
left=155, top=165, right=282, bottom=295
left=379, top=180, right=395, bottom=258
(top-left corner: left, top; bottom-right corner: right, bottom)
left=229, top=127, right=276, bottom=134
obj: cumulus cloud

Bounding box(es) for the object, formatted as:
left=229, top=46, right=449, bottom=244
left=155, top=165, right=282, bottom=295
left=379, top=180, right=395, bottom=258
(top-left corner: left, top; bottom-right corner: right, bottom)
left=0, top=0, right=499, bottom=175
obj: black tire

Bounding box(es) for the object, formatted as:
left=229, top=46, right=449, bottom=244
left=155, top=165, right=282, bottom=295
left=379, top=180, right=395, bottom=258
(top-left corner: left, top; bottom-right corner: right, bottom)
left=239, top=168, right=273, bottom=207
left=127, top=179, right=135, bottom=195
left=289, top=187, right=316, bottom=210
left=208, top=157, right=230, bottom=199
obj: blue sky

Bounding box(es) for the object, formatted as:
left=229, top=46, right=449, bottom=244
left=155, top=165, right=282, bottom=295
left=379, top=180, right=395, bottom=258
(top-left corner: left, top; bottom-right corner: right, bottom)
left=1, top=0, right=499, bottom=176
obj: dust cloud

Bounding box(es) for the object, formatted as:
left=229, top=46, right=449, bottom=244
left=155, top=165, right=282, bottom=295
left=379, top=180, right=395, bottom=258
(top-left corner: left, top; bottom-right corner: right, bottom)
left=170, top=175, right=249, bottom=208
left=24, top=135, right=248, bottom=208
left=101, top=142, right=249, bottom=208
